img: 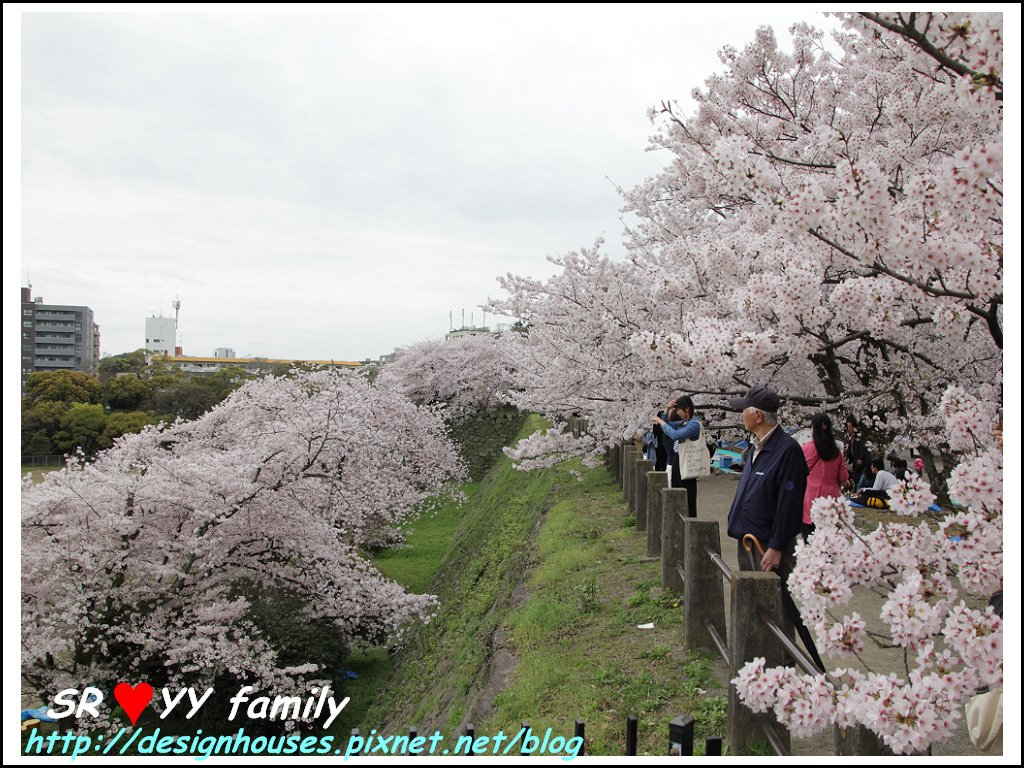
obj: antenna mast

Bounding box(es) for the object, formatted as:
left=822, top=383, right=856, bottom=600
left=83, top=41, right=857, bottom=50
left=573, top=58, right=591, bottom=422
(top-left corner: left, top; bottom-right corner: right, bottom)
left=172, top=296, right=182, bottom=349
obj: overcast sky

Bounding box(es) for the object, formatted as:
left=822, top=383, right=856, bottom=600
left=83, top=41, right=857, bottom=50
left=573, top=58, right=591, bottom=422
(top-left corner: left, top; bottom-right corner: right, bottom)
left=10, top=5, right=850, bottom=361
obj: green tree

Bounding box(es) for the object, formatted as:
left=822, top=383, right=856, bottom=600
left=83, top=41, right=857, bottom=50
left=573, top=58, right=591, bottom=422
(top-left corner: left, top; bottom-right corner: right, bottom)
left=22, top=401, right=70, bottom=455
left=54, top=403, right=109, bottom=454
left=24, top=370, right=101, bottom=407
left=98, top=349, right=148, bottom=383
left=103, top=411, right=158, bottom=444
left=149, top=380, right=221, bottom=421
left=205, top=366, right=255, bottom=399
left=103, top=376, right=152, bottom=411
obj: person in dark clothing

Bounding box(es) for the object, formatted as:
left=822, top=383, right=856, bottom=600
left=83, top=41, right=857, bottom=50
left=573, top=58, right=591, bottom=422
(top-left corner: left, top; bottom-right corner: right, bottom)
left=726, top=385, right=825, bottom=673
left=844, top=415, right=872, bottom=488
left=651, top=397, right=681, bottom=472
left=889, top=456, right=910, bottom=481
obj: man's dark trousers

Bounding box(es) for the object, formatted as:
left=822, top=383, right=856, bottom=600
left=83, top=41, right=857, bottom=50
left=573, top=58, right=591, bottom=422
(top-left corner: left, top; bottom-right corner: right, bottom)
left=736, top=537, right=825, bottom=673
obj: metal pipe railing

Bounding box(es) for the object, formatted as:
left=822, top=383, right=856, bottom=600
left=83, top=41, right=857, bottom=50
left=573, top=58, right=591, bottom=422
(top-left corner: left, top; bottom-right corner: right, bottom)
left=757, top=715, right=790, bottom=756
left=704, top=618, right=731, bottom=667
left=755, top=607, right=824, bottom=676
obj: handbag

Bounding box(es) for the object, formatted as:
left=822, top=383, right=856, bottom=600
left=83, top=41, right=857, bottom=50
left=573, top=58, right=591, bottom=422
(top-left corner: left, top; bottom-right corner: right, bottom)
left=675, top=423, right=710, bottom=480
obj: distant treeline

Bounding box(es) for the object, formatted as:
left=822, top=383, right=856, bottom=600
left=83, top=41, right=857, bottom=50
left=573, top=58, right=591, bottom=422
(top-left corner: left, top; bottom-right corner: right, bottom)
left=21, top=349, right=275, bottom=457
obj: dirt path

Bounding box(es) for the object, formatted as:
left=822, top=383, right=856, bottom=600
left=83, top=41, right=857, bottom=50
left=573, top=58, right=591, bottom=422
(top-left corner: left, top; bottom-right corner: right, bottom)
left=694, top=472, right=989, bottom=757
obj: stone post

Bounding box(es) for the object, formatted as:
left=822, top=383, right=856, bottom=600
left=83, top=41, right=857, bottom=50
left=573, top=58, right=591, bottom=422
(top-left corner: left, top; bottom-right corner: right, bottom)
left=633, top=458, right=651, bottom=518
left=835, top=725, right=901, bottom=756
left=728, top=571, right=790, bottom=755
left=642, top=470, right=667, bottom=535
left=682, top=519, right=726, bottom=655
left=661, top=487, right=688, bottom=590
left=623, top=445, right=640, bottom=507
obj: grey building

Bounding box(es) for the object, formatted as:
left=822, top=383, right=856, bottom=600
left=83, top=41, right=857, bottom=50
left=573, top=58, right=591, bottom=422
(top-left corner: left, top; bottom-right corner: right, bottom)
left=21, top=286, right=101, bottom=388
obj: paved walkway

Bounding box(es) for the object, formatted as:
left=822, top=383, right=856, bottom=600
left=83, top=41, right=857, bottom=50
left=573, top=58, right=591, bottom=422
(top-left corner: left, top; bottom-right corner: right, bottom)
left=692, top=472, right=989, bottom=757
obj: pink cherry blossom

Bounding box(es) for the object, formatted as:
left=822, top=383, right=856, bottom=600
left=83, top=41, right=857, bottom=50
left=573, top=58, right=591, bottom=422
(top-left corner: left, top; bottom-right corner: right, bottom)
left=22, top=370, right=465, bottom=729
left=489, top=12, right=1001, bottom=753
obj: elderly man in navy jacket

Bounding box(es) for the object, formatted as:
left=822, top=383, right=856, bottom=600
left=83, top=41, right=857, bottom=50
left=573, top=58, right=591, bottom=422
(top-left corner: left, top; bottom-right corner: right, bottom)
left=726, top=385, right=824, bottom=672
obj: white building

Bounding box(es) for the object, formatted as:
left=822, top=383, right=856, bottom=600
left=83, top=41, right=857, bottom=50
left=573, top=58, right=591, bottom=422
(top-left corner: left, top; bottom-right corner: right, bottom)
left=145, top=316, right=177, bottom=356
left=213, top=347, right=235, bottom=359
left=445, top=326, right=493, bottom=341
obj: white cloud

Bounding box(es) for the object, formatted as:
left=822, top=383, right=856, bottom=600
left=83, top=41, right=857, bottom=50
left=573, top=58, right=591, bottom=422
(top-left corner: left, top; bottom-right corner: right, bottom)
left=14, top=4, right=842, bottom=360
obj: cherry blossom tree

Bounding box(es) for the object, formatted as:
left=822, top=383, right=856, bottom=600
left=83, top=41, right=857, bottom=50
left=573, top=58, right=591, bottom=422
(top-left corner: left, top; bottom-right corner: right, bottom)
left=489, top=11, right=1002, bottom=753
left=21, top=370, right=465, bottom=726
left=376, top=333, right=516, bottom=421
left=491, top=12, right=1001, bottom=476
left=490, top=240, right=692, bottom=468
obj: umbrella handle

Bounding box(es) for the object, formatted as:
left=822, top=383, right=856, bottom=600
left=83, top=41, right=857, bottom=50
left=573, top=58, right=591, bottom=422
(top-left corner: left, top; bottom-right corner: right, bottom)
left=742, top=534, right=765, bottom=569
left=742, top=534, right=766, bottom=555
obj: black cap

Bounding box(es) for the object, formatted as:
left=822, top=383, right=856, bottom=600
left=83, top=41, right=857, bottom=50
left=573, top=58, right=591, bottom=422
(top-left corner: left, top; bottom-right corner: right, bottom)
left=727, top=386, right=781, bottom=413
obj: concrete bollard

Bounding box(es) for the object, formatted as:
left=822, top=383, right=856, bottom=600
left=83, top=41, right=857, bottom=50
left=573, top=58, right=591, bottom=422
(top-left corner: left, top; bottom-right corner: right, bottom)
left=682, top=519, right=726, bottom=655
left=623, top=445, right=640, bottom=507
left=835, top=725, right=902, bottom=756
left=642, top=471, right=667, bottom=535
left=728, top=571, right=790, bottom=756
left=661, top=487, right=688, bottom=591
left=633, top=458, right=651, bottom=518
left=646, top=479, right=673, bottom=558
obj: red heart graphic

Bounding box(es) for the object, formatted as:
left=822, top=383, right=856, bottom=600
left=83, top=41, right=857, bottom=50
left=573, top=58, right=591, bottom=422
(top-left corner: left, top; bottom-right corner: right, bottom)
left=113, top=682, right=154, bottom=726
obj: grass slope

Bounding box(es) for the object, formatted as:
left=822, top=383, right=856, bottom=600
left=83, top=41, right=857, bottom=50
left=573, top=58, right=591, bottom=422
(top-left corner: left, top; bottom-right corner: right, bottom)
left=339, top=416, right=727, bottom=755
left=481, top=465, right=727, bottom=755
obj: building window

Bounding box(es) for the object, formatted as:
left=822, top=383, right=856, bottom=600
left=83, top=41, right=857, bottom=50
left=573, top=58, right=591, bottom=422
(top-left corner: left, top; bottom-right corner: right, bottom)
left=23, top=321, right=33, bottom=327
left=23, top=309, right=33, bottom=315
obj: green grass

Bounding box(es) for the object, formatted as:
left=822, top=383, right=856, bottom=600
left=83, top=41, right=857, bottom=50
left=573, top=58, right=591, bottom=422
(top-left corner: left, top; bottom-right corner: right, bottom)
left=345, top=416, right=566, bottom=737
left=340, top=417, right=729, bottom=755
left=481, top=467, right=727, bottom=755
left=330, top=482, right=485, bottom=734
left=22, top=466, right=62, bottom=483
left=374, top=483, right=480, bottom=594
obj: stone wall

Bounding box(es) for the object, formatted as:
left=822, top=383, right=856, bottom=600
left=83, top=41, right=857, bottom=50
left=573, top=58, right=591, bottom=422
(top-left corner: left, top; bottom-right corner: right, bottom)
left=446, top=406, right=528, bottom=480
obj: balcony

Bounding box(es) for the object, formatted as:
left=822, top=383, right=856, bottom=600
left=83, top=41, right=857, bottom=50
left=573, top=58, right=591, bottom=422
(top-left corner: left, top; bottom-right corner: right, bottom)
left=34, top=312, right=79, bottom=322
left=35, top=359, right=77, bottom=369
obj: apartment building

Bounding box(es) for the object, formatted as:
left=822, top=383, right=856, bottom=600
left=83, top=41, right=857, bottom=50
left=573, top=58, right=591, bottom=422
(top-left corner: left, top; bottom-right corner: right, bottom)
left=21, top=286, right=100, bottom=388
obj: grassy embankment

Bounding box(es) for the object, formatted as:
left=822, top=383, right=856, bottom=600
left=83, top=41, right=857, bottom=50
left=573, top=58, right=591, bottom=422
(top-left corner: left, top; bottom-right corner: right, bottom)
left=334, top=415, right=726, bottom=755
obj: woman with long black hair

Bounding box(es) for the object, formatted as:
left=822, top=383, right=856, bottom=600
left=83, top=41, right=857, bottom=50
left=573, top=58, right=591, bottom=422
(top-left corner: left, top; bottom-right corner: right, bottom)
left=802, top=413, right=849, bottom=540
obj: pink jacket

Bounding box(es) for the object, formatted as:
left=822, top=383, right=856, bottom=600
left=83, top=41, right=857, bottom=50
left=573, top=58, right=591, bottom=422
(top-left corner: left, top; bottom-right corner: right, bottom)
left=802, top=441, right=849, bottom=525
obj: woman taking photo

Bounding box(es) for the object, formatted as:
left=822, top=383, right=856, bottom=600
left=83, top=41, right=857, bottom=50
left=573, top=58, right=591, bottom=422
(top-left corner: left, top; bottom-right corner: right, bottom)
left=653, top=395, right=703, bottom=518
